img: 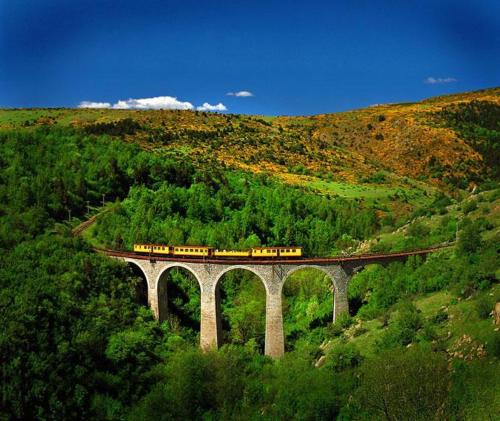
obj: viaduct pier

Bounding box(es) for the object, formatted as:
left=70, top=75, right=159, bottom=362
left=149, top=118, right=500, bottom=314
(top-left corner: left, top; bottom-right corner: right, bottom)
left=101, top=247, right=447, bottom=358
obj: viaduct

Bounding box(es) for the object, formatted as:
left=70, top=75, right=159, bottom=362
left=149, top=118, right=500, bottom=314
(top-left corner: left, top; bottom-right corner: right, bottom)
left=101, top=247, right=446, bottom=358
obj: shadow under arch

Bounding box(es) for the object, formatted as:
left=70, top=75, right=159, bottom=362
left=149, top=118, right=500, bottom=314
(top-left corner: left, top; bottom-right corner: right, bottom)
left=126, top=261, right=149, bottom=306
left=155, top=265, right=202, bottom=332
left=215, top=267, right=267, bottom=352
left=282, top=266, right=336, bottom=351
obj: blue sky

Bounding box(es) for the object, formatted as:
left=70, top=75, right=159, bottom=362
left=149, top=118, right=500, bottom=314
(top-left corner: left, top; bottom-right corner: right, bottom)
left=1, top=0, right=499, bottom=115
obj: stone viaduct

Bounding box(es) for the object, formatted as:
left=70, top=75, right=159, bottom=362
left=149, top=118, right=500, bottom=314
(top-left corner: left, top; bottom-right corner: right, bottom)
left=102, top=248, right=445, bottom=358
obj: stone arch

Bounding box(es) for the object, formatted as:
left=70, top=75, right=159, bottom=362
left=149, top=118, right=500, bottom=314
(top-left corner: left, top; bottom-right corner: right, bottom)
left=155, top=264, right=203, bottom=324
left=154, top=263, right=203, bottom=292
left=281, top=265, right=337, bottom=349
left=283, top=265, right=338, bottom=292
left=283, top=264, right=351, bottom=323
left=124, top=260, right=149, bottom=306
left=213, top=265, right=268, bottom=351
left=213, top=265, right=269, bottom=294
left=123, top=258, right=150, bottom=287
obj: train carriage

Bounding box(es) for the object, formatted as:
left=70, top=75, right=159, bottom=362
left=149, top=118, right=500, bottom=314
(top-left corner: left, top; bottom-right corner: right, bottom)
left=133, top=244, right=171, bottom=255
left=172, top=245, right=212, bottom=257
left=213, top=249, right=252, bottom=258
left=251, top=246, right=302, bottom=258
left=277, top=246, right=302, bottom=257
left=251, top=247, right=279, bottom=257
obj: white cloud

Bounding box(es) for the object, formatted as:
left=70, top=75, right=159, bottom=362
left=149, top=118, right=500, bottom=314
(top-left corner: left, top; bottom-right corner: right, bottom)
left=78, top=101, right=111, bottom=109
left=111, top=96, right=194, bottom=110
left=78, top=96, right=228, bottom=112
left=196, top=102, right=227, bottom=112
left=226, top=90, right=254, bottom=97
left=424, top=77, right=457, bottom=85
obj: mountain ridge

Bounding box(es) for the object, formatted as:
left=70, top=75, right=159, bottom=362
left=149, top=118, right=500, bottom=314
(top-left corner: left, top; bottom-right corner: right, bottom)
left=1, top=87, right=498, bottom=192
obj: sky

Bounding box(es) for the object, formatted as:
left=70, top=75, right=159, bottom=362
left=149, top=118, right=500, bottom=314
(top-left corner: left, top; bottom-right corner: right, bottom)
left=1, top=0, right=499, bottom=115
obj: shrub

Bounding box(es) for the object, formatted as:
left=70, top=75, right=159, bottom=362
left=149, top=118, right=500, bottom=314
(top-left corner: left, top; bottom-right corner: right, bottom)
left=326, top=323, right=343, bottom=338
left=393, top=301, right=423, bottom=345
left=457, top=222, right=482, bottom=255
left=352, top=325, right=368, bottom=337
left=419, top=323, right=438, bottom=341
left=432, top=309, right=449, bottom=324
left=475, top=295, right=493, bottom=319
left=379, top=312, right=390, bottom=327
left=336, top=312, right=354, bottom=329
left=487, top=333, right=500, bottom=358
left=326, top=343, right=363, bottom=372
left=462, top=199, right=478, bottom=214
left=353, top=347, right=450, bottom=420
left=360, top=171, right=387, bottom=184
left=408, top=221, right=430, bottom=238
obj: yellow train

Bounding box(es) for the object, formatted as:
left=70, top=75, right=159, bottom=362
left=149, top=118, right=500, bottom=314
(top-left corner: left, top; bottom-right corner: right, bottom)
left=133, top=244, right=302, bottom=258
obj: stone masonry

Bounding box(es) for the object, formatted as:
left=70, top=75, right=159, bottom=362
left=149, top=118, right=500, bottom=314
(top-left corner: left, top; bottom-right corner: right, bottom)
left=118, top=258, right=358, bottom=358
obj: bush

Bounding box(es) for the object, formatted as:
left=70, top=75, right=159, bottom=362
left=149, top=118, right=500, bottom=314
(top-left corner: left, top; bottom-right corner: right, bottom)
left=335, top=312, right=354, bottom=329
left=432, top=309, right=449, bottom=324
left=352, top=347, right=450, bottom=420
left=457, top=222, right=482, bottom=255
left=378, top=301, right=424, bottom=348
left=407, top=221, right=431, bottom=238
left=462, top=199, right=478, bottom=214
left=352, top=325, right=368, bottom=337
left=326, top=343, right=363, bottom=372
left=475, top=295, right=493, bottom=319
left=360, top=171, right=386, bottom=184
left=487, top=333, right=500, bottom=358
left=326, top=323, right=343, bottom=338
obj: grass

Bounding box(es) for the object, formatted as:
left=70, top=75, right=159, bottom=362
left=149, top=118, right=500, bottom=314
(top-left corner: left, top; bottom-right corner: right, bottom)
left=368, top=190, right=500, bottom=252
left=304, top=179, right=432, bottom=207
left=415, top=290, right=452, bottom=314
left=326, top=285, right=499, bottom=360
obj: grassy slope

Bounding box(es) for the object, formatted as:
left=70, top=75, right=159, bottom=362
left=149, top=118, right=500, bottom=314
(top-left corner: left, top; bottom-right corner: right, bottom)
left=358, top=188, right=500, bottom=253
left=325, top=285, right=500, bottom=418
left=1, top=87, right=498, bottom=196
left=319, top=192, right=500, bottom=417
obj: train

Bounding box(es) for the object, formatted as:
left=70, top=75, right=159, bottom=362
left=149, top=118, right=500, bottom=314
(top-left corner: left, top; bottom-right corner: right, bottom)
left=133, top=244, right=302, bottom=258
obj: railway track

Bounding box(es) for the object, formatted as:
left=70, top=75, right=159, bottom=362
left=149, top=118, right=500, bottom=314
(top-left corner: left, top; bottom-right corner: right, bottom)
left=96, top=244, right=452, bottom=265
left=72, top=214, right=99, bottom=236
left=71, top=207, right=112, bottom=236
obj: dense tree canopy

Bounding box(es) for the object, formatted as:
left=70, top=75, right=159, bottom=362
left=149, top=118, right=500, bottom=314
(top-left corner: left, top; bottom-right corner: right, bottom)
left=0, top=126, right=498, bottom=419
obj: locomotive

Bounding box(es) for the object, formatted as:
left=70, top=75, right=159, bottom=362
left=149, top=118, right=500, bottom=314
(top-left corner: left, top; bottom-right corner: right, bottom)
left=133, top=244, right=302, bottom=258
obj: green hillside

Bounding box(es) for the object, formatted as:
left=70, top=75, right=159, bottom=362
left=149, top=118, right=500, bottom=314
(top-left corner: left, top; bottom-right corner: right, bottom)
left=0, top=89, right=499, bottom=419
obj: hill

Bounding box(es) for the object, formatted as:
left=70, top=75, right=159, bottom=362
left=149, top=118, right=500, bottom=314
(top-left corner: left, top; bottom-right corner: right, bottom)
left=1, top=87, right=498, bottom=195
left=0, top=88, right=499, bottom=419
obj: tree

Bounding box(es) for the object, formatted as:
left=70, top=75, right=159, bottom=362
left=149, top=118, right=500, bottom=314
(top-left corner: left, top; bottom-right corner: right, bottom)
left=353, top=347, right=449, bottom=420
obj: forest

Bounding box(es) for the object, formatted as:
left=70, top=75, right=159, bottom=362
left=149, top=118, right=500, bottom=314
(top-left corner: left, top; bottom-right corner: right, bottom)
left=0, top=121, right=499, bottom=420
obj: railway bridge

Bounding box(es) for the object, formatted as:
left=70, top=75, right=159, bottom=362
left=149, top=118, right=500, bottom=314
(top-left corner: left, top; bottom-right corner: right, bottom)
left=101, top=247, right=446, bottom=358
